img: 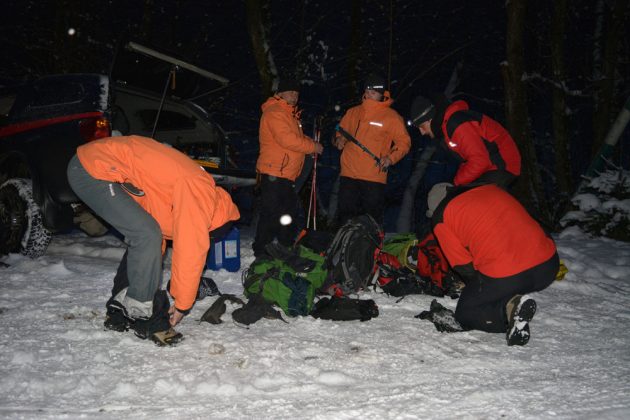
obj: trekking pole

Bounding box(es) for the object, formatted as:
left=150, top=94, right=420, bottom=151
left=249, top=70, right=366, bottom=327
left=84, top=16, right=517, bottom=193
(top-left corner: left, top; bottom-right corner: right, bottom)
left=307, top=116, right=321, bottom=230
left=335, top=124, right=387, bottom=172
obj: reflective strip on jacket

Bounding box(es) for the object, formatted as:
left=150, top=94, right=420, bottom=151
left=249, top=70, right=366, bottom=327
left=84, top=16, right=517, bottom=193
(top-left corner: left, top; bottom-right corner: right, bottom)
left=77, top=135, right=240, bottom=311
left=441, top=100, right=521, bottom=186
left=337, top=96, right=411, bottom=184
left=432, top=184, right=556, bottom=278
left=256, top=96, right=318, bottom=181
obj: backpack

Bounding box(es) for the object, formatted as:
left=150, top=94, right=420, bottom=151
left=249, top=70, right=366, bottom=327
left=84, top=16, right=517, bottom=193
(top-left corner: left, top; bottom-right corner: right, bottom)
left=382, top=232, right=458, bottom=295
left=415, top=232, right=450, bottom=290
left=325, top=214, right=384, bottom=295
left=243, top=245, right=328, bottom=317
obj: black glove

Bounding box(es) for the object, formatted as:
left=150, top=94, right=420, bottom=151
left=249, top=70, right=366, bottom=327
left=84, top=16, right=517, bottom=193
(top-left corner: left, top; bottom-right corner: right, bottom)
left=415, top=299, right=465, bottom=333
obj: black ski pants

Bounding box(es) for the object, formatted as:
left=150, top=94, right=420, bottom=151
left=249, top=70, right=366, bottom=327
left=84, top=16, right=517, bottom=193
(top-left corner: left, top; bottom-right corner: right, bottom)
left=455, top=252, right=559, bottom=333
left=337, top=176, right=385, bottom=228
left=253, top=174, right=299, bottom=257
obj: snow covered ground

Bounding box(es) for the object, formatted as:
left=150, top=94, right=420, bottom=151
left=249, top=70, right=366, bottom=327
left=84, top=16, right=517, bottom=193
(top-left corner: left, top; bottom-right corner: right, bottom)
left=0, top=226, right=629, bottom=419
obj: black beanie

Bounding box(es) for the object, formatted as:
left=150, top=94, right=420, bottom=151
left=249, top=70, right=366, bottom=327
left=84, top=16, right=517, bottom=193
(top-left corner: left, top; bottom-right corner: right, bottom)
left=276, top=78, right=301, bottom=93
left=409, top=95, right=435, bottom=126
left=364, top=73, right=386, bottom=94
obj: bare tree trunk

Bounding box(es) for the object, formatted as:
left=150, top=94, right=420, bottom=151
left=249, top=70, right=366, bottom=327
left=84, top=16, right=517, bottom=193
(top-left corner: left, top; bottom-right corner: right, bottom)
left=551, top=0, right=572, bottom=196
left=501, top=0, right=547, bottom=218
left=246, top=0, right=276, bottom=100
left=592, top=0, right=629, bottom=157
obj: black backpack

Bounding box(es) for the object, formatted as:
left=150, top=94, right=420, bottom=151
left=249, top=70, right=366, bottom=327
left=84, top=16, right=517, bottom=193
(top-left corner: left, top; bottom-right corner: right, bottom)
left=325, top=214, right=384, bottom=295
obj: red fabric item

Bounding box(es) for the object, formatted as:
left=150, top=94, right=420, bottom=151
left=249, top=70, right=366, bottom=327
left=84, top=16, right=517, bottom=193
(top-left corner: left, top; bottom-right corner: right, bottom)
left=433, top=185, right=556, bottom=278
left=416, top=232, right=449, bottom=289
left=440, top=100, right=521, bottom=186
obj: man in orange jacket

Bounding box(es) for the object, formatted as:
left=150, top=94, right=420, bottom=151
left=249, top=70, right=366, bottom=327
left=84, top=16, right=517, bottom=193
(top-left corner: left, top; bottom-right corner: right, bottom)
left=333, top=74, right=411, bottom=227
left=421, top=182, right=558, bottom=346
left=253, top=78, right=323, bottom=257
left=67, top=135, right=240, bottom=345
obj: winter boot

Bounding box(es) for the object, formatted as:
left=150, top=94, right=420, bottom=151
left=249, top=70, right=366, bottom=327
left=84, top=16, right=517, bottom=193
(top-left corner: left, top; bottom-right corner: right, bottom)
left=196, top=277, right=220, bottom=301
left=506, top=294, right=537, bottom=346
left=104, top=298, right=131, bottom=332
left=130, top=290, right=183, bottom=346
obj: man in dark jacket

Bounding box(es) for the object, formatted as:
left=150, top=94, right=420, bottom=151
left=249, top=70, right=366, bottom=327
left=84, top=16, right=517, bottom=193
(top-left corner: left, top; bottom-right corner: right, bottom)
left=422, top=182, right=559, bottom=346
left=408, top=95, right=521, bottom=187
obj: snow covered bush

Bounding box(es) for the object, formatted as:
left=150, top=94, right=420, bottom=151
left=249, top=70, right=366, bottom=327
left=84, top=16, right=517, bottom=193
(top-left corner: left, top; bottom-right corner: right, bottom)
left=560, top=169, right=630, bottom=241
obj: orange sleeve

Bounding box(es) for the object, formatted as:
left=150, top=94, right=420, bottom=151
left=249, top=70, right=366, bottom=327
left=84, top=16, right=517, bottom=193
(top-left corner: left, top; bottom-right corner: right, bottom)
left=386, top=115, right=411, bottom=164
left=267, top=111, right=317, bottom=154
left=169, top=179, right=214, bottom=311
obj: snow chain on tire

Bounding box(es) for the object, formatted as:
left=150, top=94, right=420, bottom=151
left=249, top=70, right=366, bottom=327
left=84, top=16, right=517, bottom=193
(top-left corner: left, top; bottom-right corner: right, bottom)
left=0, top=178, right=52, bottom=258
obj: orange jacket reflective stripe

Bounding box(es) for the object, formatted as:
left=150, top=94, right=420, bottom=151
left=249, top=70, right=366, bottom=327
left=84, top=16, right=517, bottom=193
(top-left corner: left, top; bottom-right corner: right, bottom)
left=337, top=96, right=411, bottom=183
left=77, top=135, right=240, bottom=310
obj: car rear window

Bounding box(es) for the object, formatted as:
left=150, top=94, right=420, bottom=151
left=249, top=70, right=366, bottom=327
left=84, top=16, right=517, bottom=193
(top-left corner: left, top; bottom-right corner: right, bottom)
left=135, top=109, right=196, bottom=131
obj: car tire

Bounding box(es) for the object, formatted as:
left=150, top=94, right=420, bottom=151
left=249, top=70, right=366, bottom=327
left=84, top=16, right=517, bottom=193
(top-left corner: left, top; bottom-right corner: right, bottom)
left=0, top=178, right=52, bottom=258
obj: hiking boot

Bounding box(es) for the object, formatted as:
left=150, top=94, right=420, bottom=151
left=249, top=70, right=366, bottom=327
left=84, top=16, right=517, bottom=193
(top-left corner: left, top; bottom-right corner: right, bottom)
left=104, top=300, right=130, bottom=332
left=151, top=328, right=184, bottom=346
left=506, top=295, right=537, bottom=346
left=196, top=277, right=220, bottom=301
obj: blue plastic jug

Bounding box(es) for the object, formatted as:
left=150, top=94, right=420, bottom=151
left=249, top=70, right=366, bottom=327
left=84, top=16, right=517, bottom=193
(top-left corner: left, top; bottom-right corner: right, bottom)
left=206, top=226, right=241, bottom=272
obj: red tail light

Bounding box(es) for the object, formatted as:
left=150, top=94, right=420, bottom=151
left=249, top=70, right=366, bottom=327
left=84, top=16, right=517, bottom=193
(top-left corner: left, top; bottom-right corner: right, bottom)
left=79, top=115, right=111, bottom=142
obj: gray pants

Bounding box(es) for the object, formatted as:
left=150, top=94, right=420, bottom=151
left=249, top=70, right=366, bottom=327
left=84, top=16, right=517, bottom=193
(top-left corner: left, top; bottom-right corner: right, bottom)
left=67, top=155, right=163, bottom=318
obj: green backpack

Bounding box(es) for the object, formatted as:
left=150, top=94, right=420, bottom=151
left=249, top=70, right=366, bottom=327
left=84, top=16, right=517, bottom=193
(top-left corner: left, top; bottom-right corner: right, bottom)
left=243, top=246, right=328, bottom=316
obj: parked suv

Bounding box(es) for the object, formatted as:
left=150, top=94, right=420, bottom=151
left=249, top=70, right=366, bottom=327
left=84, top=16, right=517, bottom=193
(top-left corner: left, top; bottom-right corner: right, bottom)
left=0, top=74, right=112, bottom=257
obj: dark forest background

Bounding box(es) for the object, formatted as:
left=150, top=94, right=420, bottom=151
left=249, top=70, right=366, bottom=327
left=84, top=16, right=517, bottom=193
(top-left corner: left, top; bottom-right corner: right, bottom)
left=1, top=0, right=629, bottom=230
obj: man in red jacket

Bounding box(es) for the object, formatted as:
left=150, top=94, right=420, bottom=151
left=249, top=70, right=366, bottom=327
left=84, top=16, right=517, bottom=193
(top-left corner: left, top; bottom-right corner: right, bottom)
left=408, top=94, right=521, bottom=187
left=253, top=78, right=323, bottom=257
left=333, top=74, right=411, bottom=227
left=421, top=182, right=559, bottom=346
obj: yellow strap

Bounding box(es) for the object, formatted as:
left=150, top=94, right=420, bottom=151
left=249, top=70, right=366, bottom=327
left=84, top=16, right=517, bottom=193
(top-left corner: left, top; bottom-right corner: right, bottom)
left=555, top=260, right=569, bottom=281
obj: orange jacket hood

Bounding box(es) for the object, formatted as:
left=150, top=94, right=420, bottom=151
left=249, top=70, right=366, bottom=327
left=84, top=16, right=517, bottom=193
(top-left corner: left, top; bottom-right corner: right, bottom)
left=77, top=135, right=240, bottom=311
left=337, top=97, right=411, bottom=183
left=256, top=96, right=318, bottom=181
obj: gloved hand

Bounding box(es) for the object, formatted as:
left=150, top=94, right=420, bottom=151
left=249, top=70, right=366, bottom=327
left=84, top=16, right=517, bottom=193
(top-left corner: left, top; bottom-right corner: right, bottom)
left=415, top=299, right=465, bottom=333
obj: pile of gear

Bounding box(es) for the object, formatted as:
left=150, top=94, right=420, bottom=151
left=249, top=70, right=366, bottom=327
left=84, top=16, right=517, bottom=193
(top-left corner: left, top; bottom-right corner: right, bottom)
left=198, top=215, right=464, bottom=327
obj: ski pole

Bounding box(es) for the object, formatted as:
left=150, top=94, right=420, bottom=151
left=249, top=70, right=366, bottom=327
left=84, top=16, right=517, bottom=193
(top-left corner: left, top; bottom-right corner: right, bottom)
left=335, top=124, right=387, bottom=172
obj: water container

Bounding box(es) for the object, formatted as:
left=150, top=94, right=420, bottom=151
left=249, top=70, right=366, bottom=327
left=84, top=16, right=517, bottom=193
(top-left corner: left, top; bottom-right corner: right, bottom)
left=206, top=226, right=241, bottom=272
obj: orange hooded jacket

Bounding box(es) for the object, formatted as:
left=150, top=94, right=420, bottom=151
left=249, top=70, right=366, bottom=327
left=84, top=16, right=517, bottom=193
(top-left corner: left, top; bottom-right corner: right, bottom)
left=337, top=94, right=411, bottom=184
left=432, top=184, right=556, bottom=278
left=77, top=135, right=240, bottom=311
left=256, top=96, right=319, bottom=181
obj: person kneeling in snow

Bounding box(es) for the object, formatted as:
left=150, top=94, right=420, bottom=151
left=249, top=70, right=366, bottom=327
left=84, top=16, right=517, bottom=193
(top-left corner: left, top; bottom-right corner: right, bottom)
left=420, top=183, right=559, bottom=346
left=67, top=135, right=240, bottom=345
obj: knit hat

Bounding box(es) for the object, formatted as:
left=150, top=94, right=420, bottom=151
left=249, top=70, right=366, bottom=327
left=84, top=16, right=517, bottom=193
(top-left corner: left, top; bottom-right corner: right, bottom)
left=426, top=182, right=453, bottom=218
left=364, top=73, right=386, bottom=94
left=277, top=78, right=301, bottom=93
left=409, top=95, right=436, bottom=126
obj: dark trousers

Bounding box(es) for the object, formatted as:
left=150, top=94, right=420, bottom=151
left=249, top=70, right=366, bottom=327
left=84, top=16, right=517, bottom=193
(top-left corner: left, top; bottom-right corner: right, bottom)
left=337, top=176, right=385, bottom=228
left=253, top=174, right=299, bottom=257
left=455, top=252, right=559, bottom=333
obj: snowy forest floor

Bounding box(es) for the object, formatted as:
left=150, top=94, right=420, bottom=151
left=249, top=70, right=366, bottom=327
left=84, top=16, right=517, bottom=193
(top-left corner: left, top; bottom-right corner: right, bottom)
left=0, top=226, right=629, bottom=419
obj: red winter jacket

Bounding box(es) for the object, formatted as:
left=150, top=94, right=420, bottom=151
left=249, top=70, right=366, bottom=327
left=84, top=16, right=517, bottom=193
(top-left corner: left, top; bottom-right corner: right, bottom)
left=440, top=100, right=521, bottom=186
left=432, top=184, right=556, bottom=278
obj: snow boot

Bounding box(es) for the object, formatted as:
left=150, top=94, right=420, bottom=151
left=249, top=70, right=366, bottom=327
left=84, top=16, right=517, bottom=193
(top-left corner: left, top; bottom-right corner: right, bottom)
left=104, top=298, right=131, bottom=332
left=196, top=277, right=220, bottom=301
left=506, top=294, right=537, bottom=346
left=130, top=290, right=183, bottom=346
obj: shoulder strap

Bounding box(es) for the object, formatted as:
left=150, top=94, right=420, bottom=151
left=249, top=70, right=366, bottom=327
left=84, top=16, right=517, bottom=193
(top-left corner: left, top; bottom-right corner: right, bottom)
left=445, top=110, right=482, bottom=139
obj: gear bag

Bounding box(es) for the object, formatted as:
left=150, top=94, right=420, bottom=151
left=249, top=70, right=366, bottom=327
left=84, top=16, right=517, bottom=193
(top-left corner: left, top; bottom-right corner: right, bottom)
left=382, top=232, right=458, bottom=294
left=324, top=214, right=384, bottom=295
left=242, top=245, right=328, bottom=317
